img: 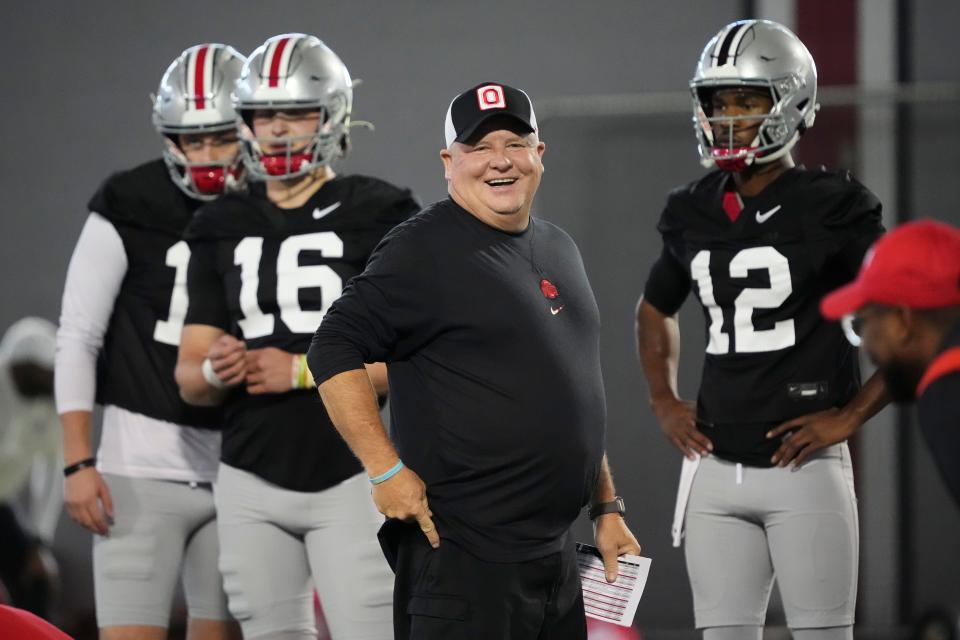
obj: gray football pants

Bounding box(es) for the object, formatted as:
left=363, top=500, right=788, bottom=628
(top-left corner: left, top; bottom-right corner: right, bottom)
left=214, top=464, right=394, bottom=640
left=683, top=444, right=858, bottom=633
left=94, top=474, right=230, bottom=628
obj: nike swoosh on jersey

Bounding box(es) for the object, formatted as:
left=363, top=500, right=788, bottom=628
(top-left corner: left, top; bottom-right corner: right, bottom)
left=550, top=305, right=564, bottom=315
left=755, top=204, right=782, bottom=223
left=313, top=202, right=342, bottom=219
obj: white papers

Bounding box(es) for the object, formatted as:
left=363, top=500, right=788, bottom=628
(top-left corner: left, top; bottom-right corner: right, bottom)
left=576, top=542, right=651, bottom=627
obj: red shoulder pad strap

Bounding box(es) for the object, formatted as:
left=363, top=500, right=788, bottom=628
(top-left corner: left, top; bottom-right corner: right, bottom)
left=917, top=346, right=960, bottom=397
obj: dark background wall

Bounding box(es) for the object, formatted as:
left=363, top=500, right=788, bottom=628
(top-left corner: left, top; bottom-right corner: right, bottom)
left=1, top=1, right=957, bottom=636
left=0, top=0, right=740, bottom=333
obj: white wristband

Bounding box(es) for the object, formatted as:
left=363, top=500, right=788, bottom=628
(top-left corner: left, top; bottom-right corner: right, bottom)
left=202, top=358, right=227, bottom=389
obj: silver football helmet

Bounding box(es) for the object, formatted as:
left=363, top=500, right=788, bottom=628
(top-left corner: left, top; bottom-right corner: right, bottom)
left=153, top=44, right=246, bottom=200
left=691, top=19, right=818, bottom=171
left=233, top=33, right=353, bottom=180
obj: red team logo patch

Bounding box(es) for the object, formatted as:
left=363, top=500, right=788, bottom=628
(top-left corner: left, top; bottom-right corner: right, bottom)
left=477, top=84, right=506, bottom=110
left=540, top=279, right=559, bottom=299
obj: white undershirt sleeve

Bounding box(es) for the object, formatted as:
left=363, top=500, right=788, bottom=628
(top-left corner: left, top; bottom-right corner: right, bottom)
left=54, top=212, right=129, bottom=414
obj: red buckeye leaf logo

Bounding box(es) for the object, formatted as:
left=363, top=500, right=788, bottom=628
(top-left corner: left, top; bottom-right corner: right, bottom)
left=540, top=279, right=559, bottom=299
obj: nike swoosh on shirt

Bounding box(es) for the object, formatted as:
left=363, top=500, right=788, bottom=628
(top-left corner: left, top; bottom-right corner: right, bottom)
left=550, top=305, right=564, bottom=315
left=755, top=204, right=782, bottom=224
left=313, top=202, right=342, bottom=219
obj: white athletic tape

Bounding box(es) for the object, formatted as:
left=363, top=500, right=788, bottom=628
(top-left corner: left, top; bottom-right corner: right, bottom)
left=202, top=357, right=227, bottom=389
left=671, top=454, right=701, bottom=548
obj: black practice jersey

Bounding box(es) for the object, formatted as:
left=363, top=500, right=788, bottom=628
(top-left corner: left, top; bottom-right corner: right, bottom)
left=90, top=158, right=220, bottom=429
left=184, top=175, right=419, bottom=491
left=644, top=167, right=884, bottom=466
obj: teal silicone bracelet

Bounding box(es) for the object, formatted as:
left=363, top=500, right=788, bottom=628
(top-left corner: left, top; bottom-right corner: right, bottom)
left=370, top=460, right=404, bottom=485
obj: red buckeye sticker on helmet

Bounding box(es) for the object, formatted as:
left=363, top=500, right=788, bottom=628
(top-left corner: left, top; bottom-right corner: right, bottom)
left=540, top=279, right=559, bottom=299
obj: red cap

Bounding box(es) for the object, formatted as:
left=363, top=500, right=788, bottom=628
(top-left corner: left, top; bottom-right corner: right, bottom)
left=821, top=219, right=960, bottom=320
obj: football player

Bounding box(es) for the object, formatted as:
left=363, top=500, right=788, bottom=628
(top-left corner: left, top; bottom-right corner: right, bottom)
left=175, top=33, right=419, bottom=640
left=635, top=20, right=889, bottom=640
left=55, top=44, right=245, bottom=639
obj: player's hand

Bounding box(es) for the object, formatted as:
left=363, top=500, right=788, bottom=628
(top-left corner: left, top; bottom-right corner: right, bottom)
left=245, top=347, right=295, bottom=395
left=372, top=466, right=439, bottom=549
left=767, top=407, right=858, bottom=468
left=64, top=467, right=114, bottom=536
left=652, top=397, right=713, bottom=460
left=593, top=514, right=641, bottom=583
left=208, top=335, right=247, bottom=387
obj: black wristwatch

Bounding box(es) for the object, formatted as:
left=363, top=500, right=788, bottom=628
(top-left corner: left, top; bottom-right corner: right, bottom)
left=588, top=496, right=626, bottom=520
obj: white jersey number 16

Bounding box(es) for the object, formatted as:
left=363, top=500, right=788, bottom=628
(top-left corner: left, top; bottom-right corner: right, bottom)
left=153, top=232, right=344, bottom=345
left=234, top=232, right=344, bottom=338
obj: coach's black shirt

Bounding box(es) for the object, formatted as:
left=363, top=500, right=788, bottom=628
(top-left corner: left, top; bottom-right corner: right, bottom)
left=917, top=321, right=960, bottom=508
left=644, top=167, right=884, bottom=466
left=184, top=175, right=418, bottom=492
left=309, top=198, right=606, bottom=562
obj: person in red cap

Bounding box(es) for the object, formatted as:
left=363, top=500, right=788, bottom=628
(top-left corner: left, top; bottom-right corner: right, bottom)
left=821, top=219, right=960, bottom=506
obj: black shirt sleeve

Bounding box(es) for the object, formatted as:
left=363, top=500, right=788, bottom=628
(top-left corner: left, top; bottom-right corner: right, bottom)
left=185, top=240, right=230, bottom=330
left=917, top=372, right=960, bottom=508
left=308, top=222, right=437, bottom=385
left=822, top=177, right=885, bottom=278
left=643, top=244, right=691, bottom=316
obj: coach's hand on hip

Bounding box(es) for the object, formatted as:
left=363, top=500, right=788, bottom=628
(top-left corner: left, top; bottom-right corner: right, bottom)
left=594, top=514, right=641, bottom=583
left=374, top=465, right=440, bottom=549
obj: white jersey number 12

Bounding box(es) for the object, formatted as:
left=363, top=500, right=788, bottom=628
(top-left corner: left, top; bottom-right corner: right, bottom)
left=691, top=247, right=796, bottom=354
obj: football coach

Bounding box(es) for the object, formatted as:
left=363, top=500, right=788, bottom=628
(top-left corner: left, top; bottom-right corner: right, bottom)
left=307, top=81, right=641, bottom=639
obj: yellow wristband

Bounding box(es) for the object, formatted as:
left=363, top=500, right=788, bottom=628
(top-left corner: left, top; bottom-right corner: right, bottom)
left=291, top=354, right=315, bottom=390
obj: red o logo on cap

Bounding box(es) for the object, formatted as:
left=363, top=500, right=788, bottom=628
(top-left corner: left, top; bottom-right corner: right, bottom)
left=477, top=85, right=506, bottom=111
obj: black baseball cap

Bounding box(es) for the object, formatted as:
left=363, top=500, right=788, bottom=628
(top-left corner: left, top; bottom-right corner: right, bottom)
left=444, top=82, right=538, bottom=148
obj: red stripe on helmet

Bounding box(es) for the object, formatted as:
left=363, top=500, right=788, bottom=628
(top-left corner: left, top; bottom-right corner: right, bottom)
left=268, top=37, right=291, bottom=88
left=194, top=45, right=209, bottom=109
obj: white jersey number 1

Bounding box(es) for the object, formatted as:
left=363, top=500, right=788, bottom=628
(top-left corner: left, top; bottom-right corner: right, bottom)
left=153, top=241, right=191, bottom=346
